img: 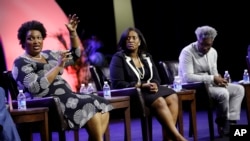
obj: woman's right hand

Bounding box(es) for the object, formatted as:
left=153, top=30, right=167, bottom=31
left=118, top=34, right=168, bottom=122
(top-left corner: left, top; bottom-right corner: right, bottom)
left=141, top=83, right=158, bottom=94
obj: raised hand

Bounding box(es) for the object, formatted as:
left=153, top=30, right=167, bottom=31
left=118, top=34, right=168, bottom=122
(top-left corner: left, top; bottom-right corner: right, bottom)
left=65, top=14, right=80, bottom=32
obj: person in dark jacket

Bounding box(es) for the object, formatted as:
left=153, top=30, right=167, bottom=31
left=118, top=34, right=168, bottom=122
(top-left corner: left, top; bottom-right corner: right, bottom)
left=110, top=27, right=187, bottom=141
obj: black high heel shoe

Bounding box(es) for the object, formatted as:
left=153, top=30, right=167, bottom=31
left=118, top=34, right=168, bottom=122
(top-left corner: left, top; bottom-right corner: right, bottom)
left=215, top=117, right=227, bottom=137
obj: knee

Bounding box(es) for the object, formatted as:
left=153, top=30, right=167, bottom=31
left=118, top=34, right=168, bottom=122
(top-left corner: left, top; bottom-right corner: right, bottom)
left=152, top=97, right=167, bottom=108
left=102, top=112, right=110, bottom=121
left=166, top=93, right=178, bottom=104
left=217, top=91, right=230, bottom=102
left=238, top=85, right=245, bottom=97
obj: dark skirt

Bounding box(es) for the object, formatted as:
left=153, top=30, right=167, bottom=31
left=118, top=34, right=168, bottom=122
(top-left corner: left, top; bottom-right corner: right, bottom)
left=142, top=85, right=176, bottom=106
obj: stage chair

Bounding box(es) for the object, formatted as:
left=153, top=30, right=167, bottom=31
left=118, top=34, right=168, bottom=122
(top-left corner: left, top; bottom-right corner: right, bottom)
left=2, top=70, right=79, bottom=141
left=89, top=65, right=154, bottom=141
left=90, top=65, right=198, bottom=141
left=158, top=60, right=215, bottom=141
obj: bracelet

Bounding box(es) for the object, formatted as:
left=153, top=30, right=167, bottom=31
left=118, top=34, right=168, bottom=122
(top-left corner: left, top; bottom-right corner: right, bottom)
left=70, top=31, right=77, bottom=38
left=70, top=35, right=76, bottom=38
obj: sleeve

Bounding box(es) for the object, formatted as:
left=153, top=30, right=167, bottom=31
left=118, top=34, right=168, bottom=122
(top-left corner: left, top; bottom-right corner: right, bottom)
left=179, top=49, right=214, bottom=84
left=12, top=57, right=51, bottom=97
left=209, top=50, right=219, bottom=76
left=109, top=53, right=138, bottom=89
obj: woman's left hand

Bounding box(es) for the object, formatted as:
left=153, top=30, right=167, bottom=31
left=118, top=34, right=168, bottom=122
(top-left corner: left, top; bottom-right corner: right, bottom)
left=149, top=83, right=158, bottom=93
left=57, top=50, right=72, bottom=67
left=65, top=14, right=80, bottom=32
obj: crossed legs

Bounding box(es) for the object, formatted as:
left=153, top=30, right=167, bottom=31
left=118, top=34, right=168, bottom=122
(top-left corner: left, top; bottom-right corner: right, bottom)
left=85, top=112, right=110, bottom=141
left=208, top=83, right=244, bottom=136
left=151, top=93, right=187, bottom=141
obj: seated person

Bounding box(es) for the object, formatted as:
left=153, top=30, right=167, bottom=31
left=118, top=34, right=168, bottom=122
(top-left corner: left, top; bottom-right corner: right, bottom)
left=11, top=14, right=113, bottom=141
left=0, top=87, right=21, bottom=141
left=178, top=25, right=245, bottom=137
left=109, top=27, right=187, bottom=141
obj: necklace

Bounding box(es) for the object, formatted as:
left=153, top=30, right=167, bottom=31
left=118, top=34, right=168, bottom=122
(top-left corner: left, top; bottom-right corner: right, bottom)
left=26, top=54, right=42, bottom=59
left=135, top=57, right=145, bottom=79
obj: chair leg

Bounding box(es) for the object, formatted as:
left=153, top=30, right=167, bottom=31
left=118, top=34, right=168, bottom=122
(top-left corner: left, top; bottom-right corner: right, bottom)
left=148, top=116, right=153, bottom=141
left=188, top=111, right=193, bottom=137
left=140, top=116, right=150, bottom=141
left=58, top=131, right=66, bottom=141
left=49, top=131, right=53, bottom=141
left=208, top=107, right=215, bottom=141
left=74, top=130, right=79, bottom=141
left=189, top=99, right=197, bottom=141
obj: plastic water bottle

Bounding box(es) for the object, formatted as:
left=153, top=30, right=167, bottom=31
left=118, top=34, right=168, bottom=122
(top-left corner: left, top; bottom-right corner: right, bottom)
left=103, top=81, right=111, bottom=99
left=79, top=83, right=87, bottom=94
left=17, top=89, right=26, bottom=110
left=173, top=76, right=182, bottom=92
left=224, top=70, right=231, bottom=83
left=243, top=69, right=250, bottom=83
left=87, top=83, right=95, bottom=94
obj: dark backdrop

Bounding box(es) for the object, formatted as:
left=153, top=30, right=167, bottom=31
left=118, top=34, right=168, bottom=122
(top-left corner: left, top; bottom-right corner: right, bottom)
left=56, top=0, right=250, bottom=81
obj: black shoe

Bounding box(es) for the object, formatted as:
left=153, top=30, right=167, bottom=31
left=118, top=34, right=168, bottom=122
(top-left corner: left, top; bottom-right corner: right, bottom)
left=223, top=120, right=230, bottom=136
left=215, top=117, right=227, bottom=137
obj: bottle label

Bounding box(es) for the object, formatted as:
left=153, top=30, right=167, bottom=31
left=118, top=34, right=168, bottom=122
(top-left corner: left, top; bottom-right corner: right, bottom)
left=18, top=100, right=26, bottom=110
left=103, top=89, right=111, bottom=98
left=173, top=77, right=182, bottom=92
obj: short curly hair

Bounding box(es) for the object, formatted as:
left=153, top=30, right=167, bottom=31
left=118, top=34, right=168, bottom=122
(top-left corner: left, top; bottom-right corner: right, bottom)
left=195, top=25, right=217, bottom=41
left=17, top=20, right=47, bottom=49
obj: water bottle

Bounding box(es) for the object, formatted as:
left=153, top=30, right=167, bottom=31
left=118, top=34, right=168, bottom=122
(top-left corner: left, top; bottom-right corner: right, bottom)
left=173, top=76, right=182, bottom=92
left=87, top=83, right=95, bottom=94
left=224, top=70, right=231, bottom=83
left=243, top=69, right=250, bottom=84
left=103, top=81, right=111, bottom=99
left=79, top=83, right=87, bottom=94
left=17, top=89, right=26, bottom=110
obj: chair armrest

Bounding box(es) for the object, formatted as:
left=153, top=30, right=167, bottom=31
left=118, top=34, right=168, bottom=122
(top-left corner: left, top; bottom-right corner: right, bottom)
left=161, top=82, right=205, bottom=90
left=11, top=96, right=68, bottom=130
left=181, top=82, right=205, bottom=89
left=97, top=87, right=150, bottom=117
left=97, top=87, right=137, bottom=97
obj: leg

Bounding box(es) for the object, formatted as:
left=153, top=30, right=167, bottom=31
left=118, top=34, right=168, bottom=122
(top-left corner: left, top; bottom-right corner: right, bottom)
left=227, top=83, right=245, bottom=121
left=165, top=94, right=179, bottom=123
left=101, top=112, right=110, bottom=134
left=85, top=112, right=104, bottom=141
left=208, top=86, right=230, bottom=136
left=151, top=94, right=187, bottom=141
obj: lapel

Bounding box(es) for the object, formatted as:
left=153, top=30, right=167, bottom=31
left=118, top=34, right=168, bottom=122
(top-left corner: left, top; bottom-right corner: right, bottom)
left=125, top=55, right=141, bottom=83
left=124, top=53, right=153, bottom=83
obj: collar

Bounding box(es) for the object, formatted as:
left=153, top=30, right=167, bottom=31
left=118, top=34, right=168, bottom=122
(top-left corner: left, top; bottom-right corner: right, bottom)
left=193, top=42, right=205, bottom=56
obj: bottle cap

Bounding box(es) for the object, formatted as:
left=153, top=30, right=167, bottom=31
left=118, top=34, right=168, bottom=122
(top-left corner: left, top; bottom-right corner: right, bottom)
left=104, top=81, right=108, bottom=84
left=81, top=84, right=85, bottom=86
left=19, top=90, right=23, bottom=93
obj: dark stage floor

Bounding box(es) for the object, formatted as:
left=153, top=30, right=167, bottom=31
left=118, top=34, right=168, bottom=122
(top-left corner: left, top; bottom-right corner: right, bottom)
left=31, top=109, right=248, bottom=141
